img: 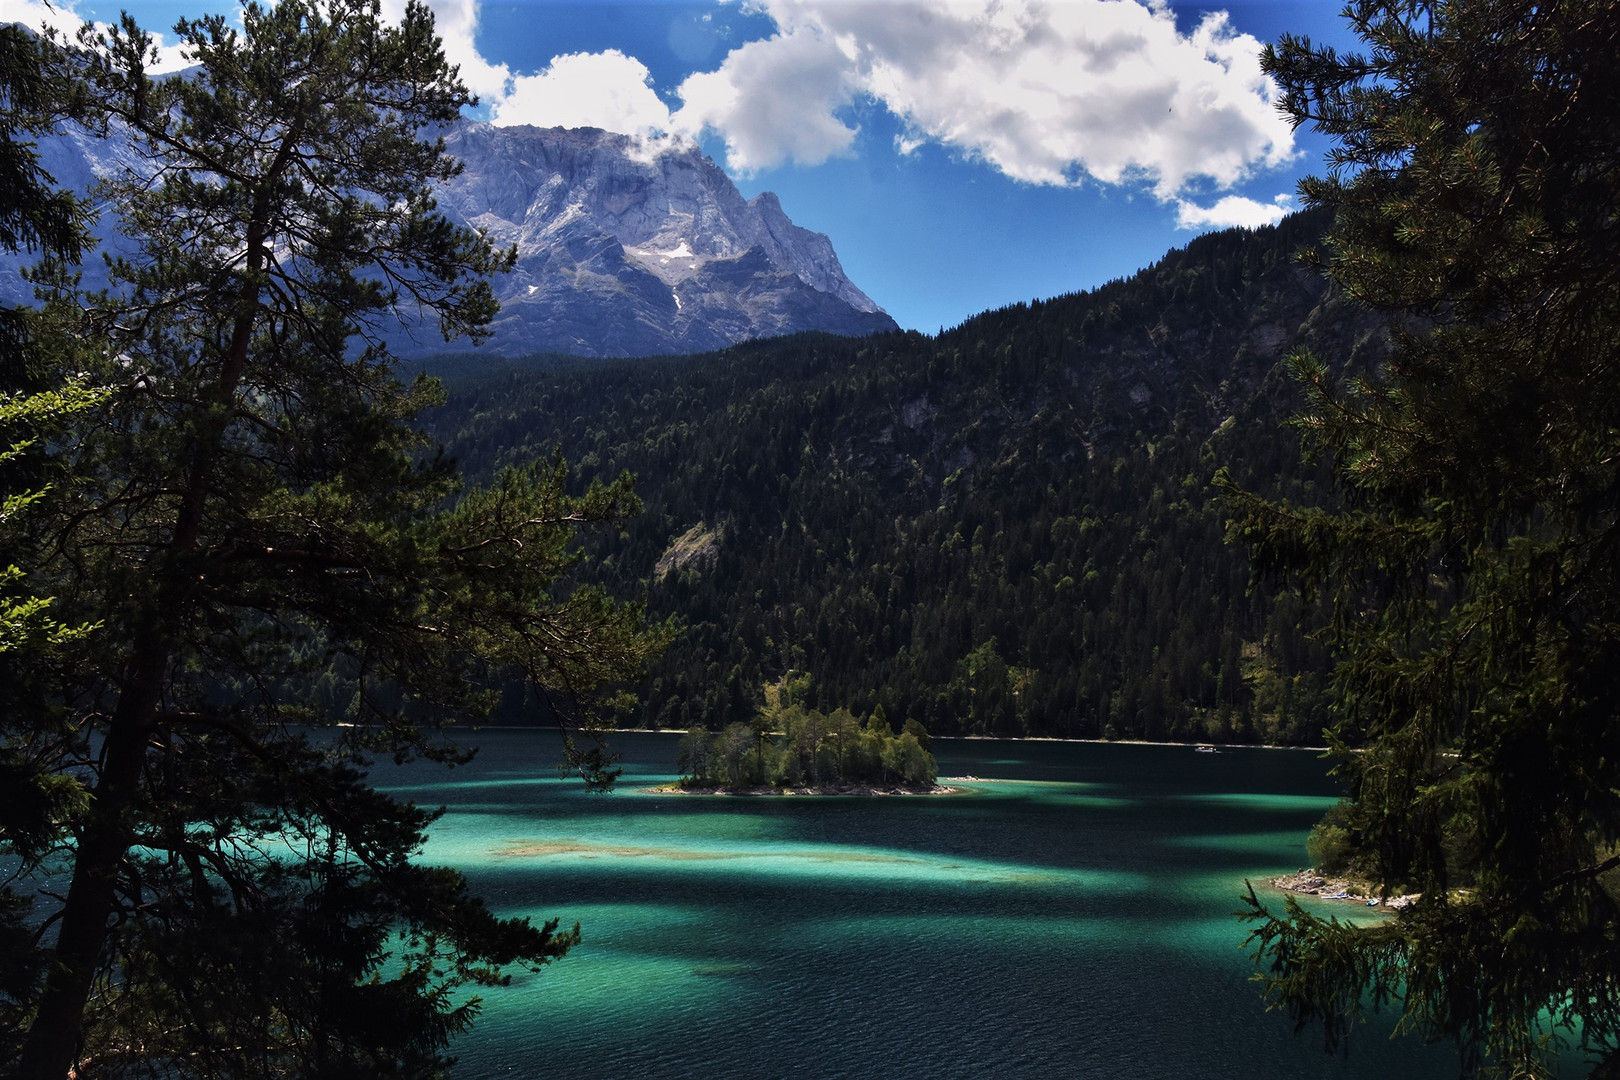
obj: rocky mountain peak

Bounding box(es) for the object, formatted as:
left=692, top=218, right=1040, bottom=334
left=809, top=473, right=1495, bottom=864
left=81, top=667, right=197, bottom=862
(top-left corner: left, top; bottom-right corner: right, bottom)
left=430, top=122, right=896, bottom=357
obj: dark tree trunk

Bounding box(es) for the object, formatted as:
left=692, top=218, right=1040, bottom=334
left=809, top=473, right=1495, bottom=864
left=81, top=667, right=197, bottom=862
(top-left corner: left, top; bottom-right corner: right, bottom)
left=15, top=655, right=161, bottom=1080
left=16, top=255, right=264, bottom=1078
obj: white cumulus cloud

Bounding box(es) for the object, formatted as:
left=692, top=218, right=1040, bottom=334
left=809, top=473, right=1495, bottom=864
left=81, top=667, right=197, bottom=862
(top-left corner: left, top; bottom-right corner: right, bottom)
left=10, top=0, right=85, bottom=40
left=11, top=0, right=195, bottom=73
left=492, top=50, right=676, bottom=135
left=1174, top=193, right=1292, bottom=230
left=675, top=0, right=1296, bottom=201
left=30, top=0, right=1300, bottom=223
left=387, top=0, right=512, bottom=104
left=16, top=0, right=507, bottom=89
left=673, top=26, right=861, bottom=171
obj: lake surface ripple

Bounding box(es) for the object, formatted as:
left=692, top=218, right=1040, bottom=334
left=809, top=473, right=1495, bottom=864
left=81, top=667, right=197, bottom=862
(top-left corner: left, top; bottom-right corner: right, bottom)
left=378, top=733, right=1462, bottom=1079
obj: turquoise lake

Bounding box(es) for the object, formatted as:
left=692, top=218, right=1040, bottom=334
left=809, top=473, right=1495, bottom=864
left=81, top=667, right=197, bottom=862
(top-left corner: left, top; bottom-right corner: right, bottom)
left=378, top=732, right=1468, bottom=1078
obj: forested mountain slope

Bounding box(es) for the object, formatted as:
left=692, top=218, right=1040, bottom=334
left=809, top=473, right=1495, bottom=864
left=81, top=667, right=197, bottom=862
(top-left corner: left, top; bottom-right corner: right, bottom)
left=428, top=208, right=1385, bottom=743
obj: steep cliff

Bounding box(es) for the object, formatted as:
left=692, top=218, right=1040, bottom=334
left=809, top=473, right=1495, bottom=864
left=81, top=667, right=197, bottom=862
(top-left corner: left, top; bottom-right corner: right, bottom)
left=420, top=123, right=898, bottom=357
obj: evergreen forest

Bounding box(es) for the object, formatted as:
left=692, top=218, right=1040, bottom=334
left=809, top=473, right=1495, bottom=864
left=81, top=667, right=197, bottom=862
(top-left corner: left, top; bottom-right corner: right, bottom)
left=428, top=207, right=1382, bottom=745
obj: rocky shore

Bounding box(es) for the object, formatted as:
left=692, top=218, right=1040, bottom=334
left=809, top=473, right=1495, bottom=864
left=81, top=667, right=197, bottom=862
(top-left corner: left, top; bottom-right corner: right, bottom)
left=1270, top=868, right=1417, bottom=910
left=648, top=781, right=955, bottom=796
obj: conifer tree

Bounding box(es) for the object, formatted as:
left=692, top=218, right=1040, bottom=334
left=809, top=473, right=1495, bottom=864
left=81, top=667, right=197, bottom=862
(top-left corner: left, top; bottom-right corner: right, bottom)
left=1222, top=2, right=1620, bottom=1075
left=1, top=27, right=108, bottom=1061
left=3, top=3, right=667, bottom=1077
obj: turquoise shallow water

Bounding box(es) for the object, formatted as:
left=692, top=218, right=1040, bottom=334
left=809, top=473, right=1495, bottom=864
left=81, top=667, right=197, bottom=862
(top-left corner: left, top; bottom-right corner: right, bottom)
left=378, top=733, right=1470, bottom=1079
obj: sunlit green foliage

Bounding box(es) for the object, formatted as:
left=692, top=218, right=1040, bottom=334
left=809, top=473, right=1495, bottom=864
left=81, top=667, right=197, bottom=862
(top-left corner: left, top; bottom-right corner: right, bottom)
left=677, top=675, right=937, bottom=790
left=0, top=26, right=110, bottom=1060
left=0, top=21, right=101, bottom=659
left=1305, top=819, right=1354, bottom=878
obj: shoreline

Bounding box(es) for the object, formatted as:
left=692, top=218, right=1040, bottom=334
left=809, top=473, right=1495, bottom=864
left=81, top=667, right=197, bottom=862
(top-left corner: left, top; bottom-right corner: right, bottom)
left=645, top=782, right=962, bottom=797
left=947, top=734, right=1330, bottom=751
left=448, top=725, right=1334, bottom=753
left=1268, top=868, right=1416, bottom=910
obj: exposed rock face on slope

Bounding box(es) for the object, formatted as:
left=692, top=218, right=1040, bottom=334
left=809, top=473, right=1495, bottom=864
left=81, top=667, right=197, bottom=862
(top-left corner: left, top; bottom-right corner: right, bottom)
left=424, top=123, right=898, bottom=357
left=2, top=119, right=898, bottom=359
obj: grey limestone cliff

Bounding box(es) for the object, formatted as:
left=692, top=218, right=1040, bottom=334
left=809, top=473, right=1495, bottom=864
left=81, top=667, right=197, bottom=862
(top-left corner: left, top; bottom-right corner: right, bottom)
left=424, top=122, right=897, bottom=358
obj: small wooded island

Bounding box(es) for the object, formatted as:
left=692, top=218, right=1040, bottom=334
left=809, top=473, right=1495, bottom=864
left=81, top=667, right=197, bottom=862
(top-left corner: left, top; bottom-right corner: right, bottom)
left=673, top=675, right=938, bottom=793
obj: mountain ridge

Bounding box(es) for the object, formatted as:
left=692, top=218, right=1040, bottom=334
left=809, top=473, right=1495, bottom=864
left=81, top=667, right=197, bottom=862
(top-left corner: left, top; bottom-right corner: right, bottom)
left=2, top=117, right=898, bottom=358
left=434, top=123, right=898, bottom=357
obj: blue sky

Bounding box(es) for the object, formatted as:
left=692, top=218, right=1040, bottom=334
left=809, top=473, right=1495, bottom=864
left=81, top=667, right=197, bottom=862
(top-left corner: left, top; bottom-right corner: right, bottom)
left=23, top=0, right=1364, bottom=334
